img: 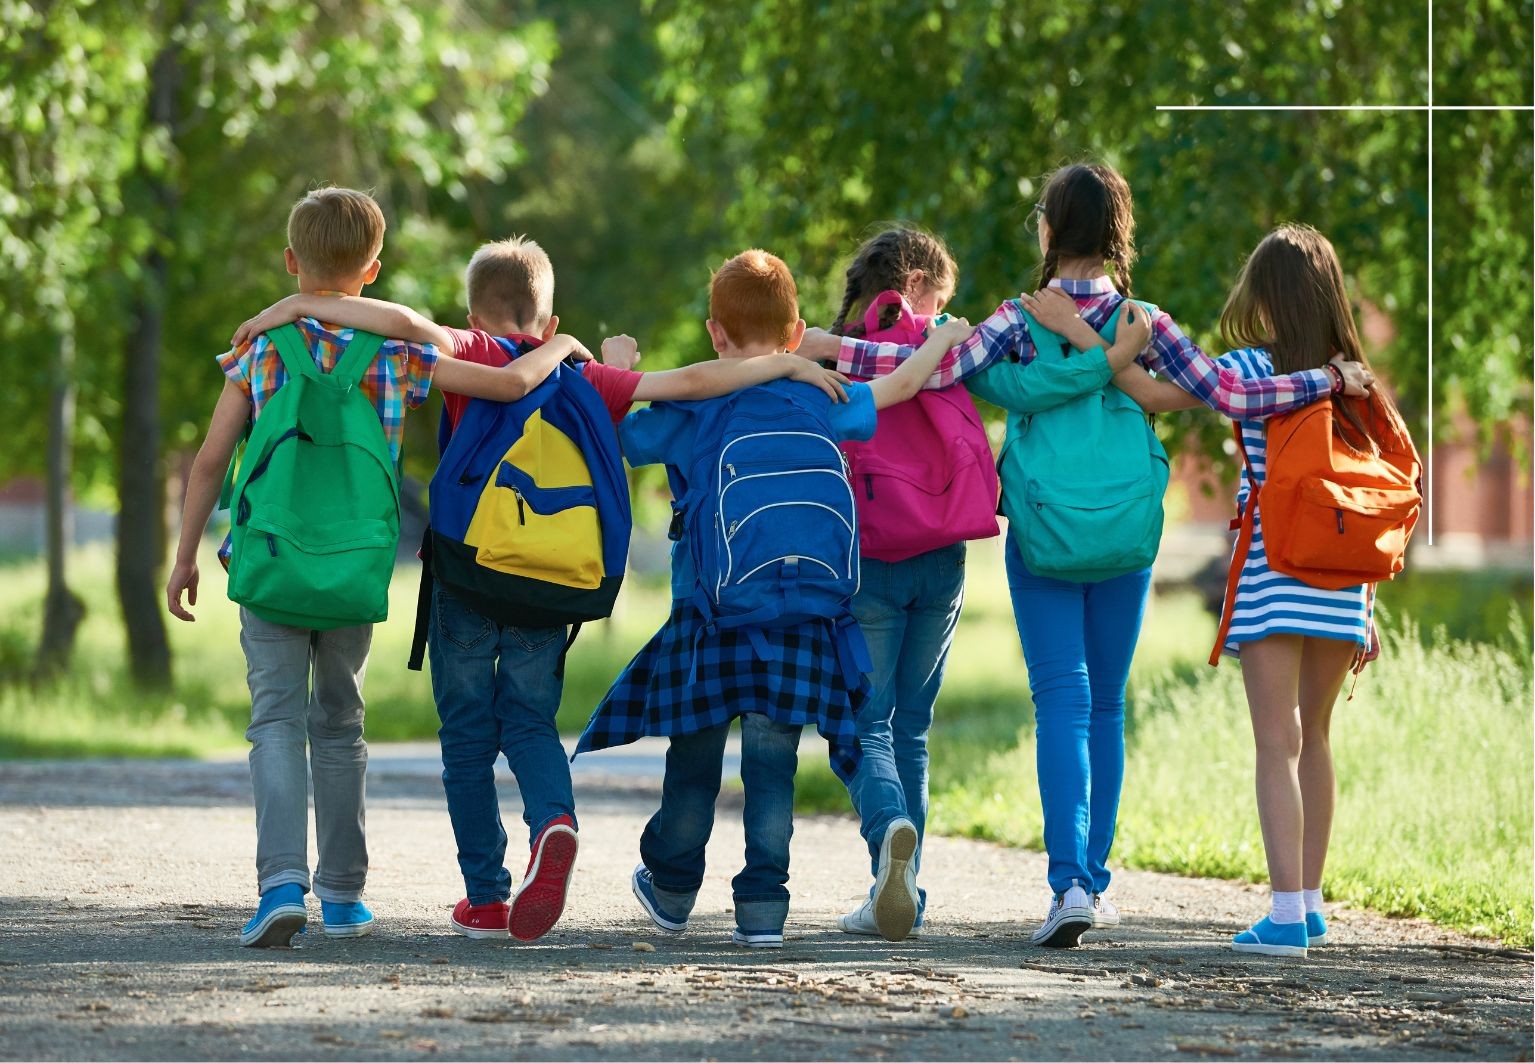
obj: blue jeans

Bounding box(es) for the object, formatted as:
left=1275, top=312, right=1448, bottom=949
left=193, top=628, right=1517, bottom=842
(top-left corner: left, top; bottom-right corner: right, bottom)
left=428, top=584, right=576, bottom=907
left=847, top=542, right=966, bottom=911
left=640, top=713, right=801, bottom=932
left=1004, top=535, right=1151, bottom=896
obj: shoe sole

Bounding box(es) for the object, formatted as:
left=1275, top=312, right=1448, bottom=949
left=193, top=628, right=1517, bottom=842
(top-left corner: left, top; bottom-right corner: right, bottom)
left=838, top=919, right=924, bottom=939
left=451, top=916, right=508, bottom=940
left=732, top=931, right=784, bottom=948
left=509, top=826, right=578, bottom=942
left=631, top=870, right=686, bottom=935
left=240, top=906, right=307, bottom=948
left=1091, top=914, right=1121, bottom=929
left=1032, top=911, right=1093, bottom=949
left=1232, top=940, right=1309, bottom=958
left=322, top=918, right=374, bottom=938
left=872, top=823, right=919, bottom=942
left=1309, top=932, right=1328, bottom=946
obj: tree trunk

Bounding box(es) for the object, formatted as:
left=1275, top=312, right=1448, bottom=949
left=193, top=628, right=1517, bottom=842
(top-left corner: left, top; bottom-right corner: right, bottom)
left=37, top=323, right=84, bottom=677
left=116, top=34, right=184, bottom=690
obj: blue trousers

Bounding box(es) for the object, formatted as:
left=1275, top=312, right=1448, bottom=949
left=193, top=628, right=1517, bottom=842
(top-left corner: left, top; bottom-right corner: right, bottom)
left=640, top=713, right=801, bottom=933
left=428, top=584, right=576, bottom=907
left=1004, top=536, right=1151, bottom=895
left=847, top=543, right=966, bottom=914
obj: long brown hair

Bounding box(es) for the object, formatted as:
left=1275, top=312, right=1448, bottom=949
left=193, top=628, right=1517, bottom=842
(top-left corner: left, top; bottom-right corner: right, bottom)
left=1033, top=162, right=1136, bottom=296
left=830, top=226, right=957, bottom=336
left=1219, top=223, right=1383, bottom=451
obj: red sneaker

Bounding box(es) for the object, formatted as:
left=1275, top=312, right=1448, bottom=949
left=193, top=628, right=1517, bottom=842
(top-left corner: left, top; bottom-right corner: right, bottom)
left=508, top=815, right=578, bottom=941
left=451, top=898, right=510, bottom=939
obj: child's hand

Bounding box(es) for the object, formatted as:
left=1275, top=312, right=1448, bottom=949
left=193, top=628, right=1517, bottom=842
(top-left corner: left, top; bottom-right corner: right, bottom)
left=166, top=560, right=200, bottom=622
left=1017, top=287, right=1084, bottom=336
left=1330, top=355, right=1376, bottom=397
left=231, top=295, right=307, bottom=347
left=928, top=316, right=976, bottom=350
left=550, top=334, right=594, bottom=362
left=787, top=360, right=852, bottom=402
left=1116, top=301, right=1153, bottom=354
left=601, top=335, right=641, bottom=370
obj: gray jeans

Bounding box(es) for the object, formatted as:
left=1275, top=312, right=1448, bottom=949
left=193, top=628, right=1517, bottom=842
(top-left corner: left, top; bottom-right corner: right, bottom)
left=240, top=608, right=371, bottom=902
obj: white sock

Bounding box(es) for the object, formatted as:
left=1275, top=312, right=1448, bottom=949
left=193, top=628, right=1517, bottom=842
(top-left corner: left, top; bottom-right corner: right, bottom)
left=1270, top=890, right=1305, bottom=924
left=1303, top=888, right=1324, bottom=914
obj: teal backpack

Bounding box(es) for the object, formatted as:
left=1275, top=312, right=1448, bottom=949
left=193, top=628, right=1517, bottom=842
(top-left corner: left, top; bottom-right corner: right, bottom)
left=220, top=323, right=400, bottom=629
left=977, top=300, right=1169, bottom=583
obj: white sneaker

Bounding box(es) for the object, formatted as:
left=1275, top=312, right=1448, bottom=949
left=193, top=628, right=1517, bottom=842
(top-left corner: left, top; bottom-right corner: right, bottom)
left=837, top=897, right=924, bottom=938
left=1030, top=884, right=1093, bottom=948
left=870, top=818, right=920, bottom=942
left=1091, top=893, right=1121, bottom=928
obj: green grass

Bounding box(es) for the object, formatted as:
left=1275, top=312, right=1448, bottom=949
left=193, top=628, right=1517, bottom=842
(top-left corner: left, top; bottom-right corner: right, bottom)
left=2, top=541, right=1531, bottom=947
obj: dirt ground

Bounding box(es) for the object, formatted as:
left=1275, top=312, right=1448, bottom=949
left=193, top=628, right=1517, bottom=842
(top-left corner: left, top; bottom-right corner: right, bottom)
left=1, top=747, right=1531, bottom=1061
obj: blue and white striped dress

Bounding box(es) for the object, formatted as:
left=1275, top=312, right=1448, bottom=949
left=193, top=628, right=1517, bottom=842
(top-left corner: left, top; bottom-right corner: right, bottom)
left=1219, top=347, right=1371, bottom=657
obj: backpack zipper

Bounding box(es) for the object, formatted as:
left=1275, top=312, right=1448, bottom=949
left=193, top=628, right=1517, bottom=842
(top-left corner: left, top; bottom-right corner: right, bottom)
left=1336, top=509, right=1345, bottom=534
left=267, top=533, right=278, bottom=556
left=514, top=488, right=527, bottom=526
left=864, top=474, right=874, bottom=501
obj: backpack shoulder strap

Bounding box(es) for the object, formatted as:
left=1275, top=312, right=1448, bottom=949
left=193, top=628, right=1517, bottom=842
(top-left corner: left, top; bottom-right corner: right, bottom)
left=332, top=330, right=387, bottom=389
left=1011, top=303, right=1068, bottom=361
left=1209, top=420, right=1262, bottom=666
left=266, top=323, right=320, bottom=381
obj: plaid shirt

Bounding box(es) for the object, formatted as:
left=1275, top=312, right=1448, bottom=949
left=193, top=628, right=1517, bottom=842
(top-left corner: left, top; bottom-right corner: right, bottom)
left=837, top=275, right=1333, bottom=419
left=215, top=300, right=438, bottom=561
left=216, top=299, right=439, bottom=465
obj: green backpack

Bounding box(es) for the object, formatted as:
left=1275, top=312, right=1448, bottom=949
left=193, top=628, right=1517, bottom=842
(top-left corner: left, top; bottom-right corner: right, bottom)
left=220, top=323, right=400, bottom=629
left=979, top=300, right=1170, bottom=583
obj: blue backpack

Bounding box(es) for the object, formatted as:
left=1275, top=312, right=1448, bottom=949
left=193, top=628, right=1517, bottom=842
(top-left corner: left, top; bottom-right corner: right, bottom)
left=671, top=379, right=860, bottom=634
left=407, top=338, right=632, bottom=673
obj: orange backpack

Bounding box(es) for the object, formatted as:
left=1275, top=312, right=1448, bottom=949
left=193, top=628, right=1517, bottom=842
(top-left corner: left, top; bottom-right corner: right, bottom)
left=1210, top=390, right=1422, bottom=667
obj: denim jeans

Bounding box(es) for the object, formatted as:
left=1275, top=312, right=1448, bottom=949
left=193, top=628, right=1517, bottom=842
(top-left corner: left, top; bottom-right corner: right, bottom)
left=639, top=713, right=801, bottom=932
left=428, top=584, right=576, bottom=907
left=1004, top=535, right=1151, bottom=895
left=847, top=542, right=965, bottom=911
left=240, top=608, right=371, bottom=902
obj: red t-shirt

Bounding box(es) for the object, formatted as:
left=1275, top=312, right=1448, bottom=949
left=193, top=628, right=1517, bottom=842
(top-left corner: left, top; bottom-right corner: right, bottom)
left=439, top=327, right=643, bottom=435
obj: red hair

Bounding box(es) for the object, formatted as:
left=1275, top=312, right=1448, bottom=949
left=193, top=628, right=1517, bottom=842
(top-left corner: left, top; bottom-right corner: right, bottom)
left=709, top=249, right=799, bottom=347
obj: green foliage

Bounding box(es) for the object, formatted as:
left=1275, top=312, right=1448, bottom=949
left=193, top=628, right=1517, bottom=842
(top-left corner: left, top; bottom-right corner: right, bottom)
left=646, top=0, right=1531, bottom=454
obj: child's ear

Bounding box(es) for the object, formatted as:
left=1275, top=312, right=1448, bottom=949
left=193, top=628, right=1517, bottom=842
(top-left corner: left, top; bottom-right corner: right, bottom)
left=467, top=312, right=484, bottom=332
left=362, top=259, right=382, bottom=284
left=540, top=315, right=559, bottom=342
left=284, top=248, right=300, bottom=277
left=705, top=318, right=729, bottom=354
left=784, top=319, right=807, bottom=353
left=904, top=269, right=926, bottom=296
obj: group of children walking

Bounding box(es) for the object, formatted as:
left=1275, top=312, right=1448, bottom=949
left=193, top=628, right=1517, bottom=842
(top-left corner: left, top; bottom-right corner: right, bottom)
left=167, top=159, right=1419, bottom=960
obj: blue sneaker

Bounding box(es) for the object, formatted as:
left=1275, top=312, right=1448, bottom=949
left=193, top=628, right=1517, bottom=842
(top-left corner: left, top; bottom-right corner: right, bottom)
left=631, top=865, right=687, bottom=934
left=1306, top=910, right=1328, bottom=946
left=320, top=899, right=375, bottom=938
left=240, top=884, right=307, bottom=948
left=1232, top=915, right=1308, bottom=958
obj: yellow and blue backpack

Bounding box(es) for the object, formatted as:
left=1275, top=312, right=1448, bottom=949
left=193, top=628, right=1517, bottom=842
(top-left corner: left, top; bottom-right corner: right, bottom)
left=407, top=337, right=631, bottom=673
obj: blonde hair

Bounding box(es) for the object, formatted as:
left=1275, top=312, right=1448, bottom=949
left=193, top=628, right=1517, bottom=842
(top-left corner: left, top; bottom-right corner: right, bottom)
left=464, top=237, right=555, bottom=329
left=286, top=187, right=385, bottom=279
left=709, top=249, right=799, bottom=347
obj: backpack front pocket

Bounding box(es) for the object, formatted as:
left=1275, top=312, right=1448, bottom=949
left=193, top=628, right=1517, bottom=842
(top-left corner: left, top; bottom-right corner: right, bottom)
left=1265, top=479, right=1419, bottom=583
left=464, top=462, right=603, bottom=589
left=232, top=510, right=396, bottom=627
left=1019, top=477, right=1161, bottom=577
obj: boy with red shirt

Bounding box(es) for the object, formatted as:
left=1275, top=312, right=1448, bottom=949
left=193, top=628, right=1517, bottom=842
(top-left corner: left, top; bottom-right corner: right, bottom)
left=234, top=236, right=847, bottom=941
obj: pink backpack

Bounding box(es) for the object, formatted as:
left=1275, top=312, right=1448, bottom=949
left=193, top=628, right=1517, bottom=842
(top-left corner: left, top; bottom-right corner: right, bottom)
left=841, top=290, right=1001, bottom=563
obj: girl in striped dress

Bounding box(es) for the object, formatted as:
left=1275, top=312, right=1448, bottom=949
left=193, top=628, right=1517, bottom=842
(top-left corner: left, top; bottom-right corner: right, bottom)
left=1117, top=224, right=1394, bottom=958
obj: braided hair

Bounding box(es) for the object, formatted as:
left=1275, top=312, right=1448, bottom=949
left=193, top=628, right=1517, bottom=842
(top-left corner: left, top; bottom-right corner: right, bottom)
left=1033, top=163, right=1136, bottom=297
left=830, top=226, right=957, bottom=336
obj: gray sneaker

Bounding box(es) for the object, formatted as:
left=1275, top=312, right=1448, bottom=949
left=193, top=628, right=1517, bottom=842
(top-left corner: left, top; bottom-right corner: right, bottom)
left=1091, top=893, right=1121, bottom=929
left=1030, top=885, right=1093, bottom=948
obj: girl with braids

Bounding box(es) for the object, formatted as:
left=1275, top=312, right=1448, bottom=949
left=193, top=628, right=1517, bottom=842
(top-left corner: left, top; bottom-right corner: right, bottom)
left=1115, top=225, right=1407, bottom=958
left=798, top=163, right=1374, bottom=949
